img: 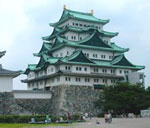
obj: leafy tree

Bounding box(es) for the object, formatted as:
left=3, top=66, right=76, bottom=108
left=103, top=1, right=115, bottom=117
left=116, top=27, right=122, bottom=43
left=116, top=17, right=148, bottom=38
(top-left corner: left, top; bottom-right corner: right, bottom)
left=95, top=82, right=150, bottom=115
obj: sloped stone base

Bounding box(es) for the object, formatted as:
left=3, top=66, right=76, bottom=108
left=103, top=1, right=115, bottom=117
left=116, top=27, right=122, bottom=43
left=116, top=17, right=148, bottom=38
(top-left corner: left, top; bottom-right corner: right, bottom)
left=50, top=85, right=101, bottom=116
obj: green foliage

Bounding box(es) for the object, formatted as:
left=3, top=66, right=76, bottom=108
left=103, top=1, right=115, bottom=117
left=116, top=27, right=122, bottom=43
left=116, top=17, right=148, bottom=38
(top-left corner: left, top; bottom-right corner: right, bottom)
left=95, top=82, right=150, bottom=115
left=71, top=114, right=80, bottom=121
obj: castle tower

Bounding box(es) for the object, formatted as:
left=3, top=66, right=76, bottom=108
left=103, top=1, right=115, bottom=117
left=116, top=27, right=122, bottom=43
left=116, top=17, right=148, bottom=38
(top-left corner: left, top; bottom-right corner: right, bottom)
left=22, top=9, right=145, bottom=90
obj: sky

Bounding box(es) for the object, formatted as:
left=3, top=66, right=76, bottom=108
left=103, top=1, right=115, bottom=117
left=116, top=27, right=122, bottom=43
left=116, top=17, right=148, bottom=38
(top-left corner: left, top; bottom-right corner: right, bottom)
left=0, top=0, right=150, bottom=89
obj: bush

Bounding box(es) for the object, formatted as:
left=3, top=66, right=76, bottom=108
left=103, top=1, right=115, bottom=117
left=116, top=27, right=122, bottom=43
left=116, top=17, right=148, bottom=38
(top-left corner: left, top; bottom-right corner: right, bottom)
left=0, top=115, right=15, bottom=123
left=71, top=114, right=80, bottom=121
left=16, top=116, right=31, bottom=123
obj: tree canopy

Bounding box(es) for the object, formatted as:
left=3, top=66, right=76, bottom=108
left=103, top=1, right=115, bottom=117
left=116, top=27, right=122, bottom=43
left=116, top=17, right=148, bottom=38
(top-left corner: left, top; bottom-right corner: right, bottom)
left=95, top=82, right=150, bottom=115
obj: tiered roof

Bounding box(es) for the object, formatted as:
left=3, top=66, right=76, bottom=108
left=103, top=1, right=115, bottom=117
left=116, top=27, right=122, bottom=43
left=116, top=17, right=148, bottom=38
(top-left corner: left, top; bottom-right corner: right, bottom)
left=24, top=9, right=145, bottom=74
left=42, top=26, right=118, bottom=41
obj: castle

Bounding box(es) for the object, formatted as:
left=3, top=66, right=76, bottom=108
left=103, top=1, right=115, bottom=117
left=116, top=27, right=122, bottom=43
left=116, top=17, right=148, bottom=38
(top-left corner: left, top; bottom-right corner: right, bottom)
left=22, top=7, right=145, bottom=90
left=0, top=7, right=146, bottom=116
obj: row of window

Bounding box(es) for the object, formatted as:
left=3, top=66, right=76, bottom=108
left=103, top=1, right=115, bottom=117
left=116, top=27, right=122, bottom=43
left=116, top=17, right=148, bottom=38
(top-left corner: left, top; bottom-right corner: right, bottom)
left=65, top=77, right=115, bottom=84
left=72, top=22, right=101, bottom=29
left=84, top=53, right=113, bottom=60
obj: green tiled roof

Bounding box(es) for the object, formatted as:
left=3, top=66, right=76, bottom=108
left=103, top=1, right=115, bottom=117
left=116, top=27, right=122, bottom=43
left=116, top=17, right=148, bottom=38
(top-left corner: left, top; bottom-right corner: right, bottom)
left=24, top=50, right=144, bottom=74
left=62, top=49, right=94, bottom=64
left=50, top=9, right=109, bottom=27
left=42, top=26, right=118, bottom=41
left=34, top=42, right=52, bottom=56
left=79, top=31, right=111, bottom=48
left=48, top=33, right=128, bottom=53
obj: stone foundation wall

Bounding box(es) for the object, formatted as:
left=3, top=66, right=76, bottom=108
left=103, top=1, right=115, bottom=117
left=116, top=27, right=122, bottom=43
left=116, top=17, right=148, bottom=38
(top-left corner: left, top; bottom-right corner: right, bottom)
left=50, top=85, right=101, bottom=116
left=0, top=85, right=101, bottom=116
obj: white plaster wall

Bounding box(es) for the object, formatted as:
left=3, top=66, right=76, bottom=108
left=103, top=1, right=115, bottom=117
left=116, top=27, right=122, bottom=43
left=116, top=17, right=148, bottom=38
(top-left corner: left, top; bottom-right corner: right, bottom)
left=81, top=49, right=113, bottom=60
left=0, top=76, right=13, bottom=92
left=68, top=19, right=104, bottom=30
left=27, top=71, right=35, bottom=80
left=116, top=68, right=131, bottom=76
left=102, top=36, right=111, bottom=44
left=64, top=31, right=89, bottom=41
left=72, top=65, right=91, bottom=74
left=47, top=65, right=56, bottom=75
left=52, top=47, right=75, bottom=57
left=14, top=91, right=52, bottom=99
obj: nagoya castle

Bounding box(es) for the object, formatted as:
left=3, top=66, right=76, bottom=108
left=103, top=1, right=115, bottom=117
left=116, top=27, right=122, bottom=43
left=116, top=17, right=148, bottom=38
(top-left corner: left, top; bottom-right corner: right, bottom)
left=21, top=6, right=145, bottom=115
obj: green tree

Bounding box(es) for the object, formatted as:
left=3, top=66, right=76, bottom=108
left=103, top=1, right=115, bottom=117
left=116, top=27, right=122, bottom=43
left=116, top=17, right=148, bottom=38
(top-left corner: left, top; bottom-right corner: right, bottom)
left=95, top=82, right=150, bottom=115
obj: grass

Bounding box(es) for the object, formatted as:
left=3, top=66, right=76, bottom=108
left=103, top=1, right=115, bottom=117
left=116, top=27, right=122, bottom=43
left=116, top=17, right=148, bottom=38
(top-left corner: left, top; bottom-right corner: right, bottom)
left=0, top=123, right=71, bottom=128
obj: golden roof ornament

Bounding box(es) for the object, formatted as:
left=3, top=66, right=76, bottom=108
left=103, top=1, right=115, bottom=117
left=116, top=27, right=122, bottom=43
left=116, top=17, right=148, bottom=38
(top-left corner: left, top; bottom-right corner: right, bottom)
left=91, top=9, right=94, bottom=15
left=64, top=5, right=66, bottom=10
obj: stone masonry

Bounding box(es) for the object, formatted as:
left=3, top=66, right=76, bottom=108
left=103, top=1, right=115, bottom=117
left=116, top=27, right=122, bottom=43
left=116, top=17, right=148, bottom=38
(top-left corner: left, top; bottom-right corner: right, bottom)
left=0, top=85, right=101, bottom=116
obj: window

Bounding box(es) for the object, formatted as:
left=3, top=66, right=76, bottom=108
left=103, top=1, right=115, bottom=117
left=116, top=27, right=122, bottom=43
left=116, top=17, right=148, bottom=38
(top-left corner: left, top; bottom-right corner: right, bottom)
left=76, top=67, right=81, bottom=71
left=84, top=67, right=87, bottom=71
left=65, top=66, right=71, bottom=71
left=75, top=23, right=78, bottom=26
left=67, top=51, right=69, bottom=55
left=102, top=69, right=107, bottom=73
left=101, top=55, right=106, bottom=59
left=120, top=70, right=122, bottom=74
left=65, top=77, right=71, bottom=81
left=84, top=24, right=86, bottom=27
left=111, top=69, right=115, bottom=74
left=40, top=81, right=43, bottom=85
left=71, top=36, right=74, bottom=39
left=51, top=68, right=53, bottom=72
left=109, top=56, right=113, bottom=59
left=76, top=78, right=81, bottom=82
left=111, top=79, right=115, bottom=83
left=57, top=77, right=60, bottom=82
left=79, top=67, right=82, bottom=71
left=93, top=54, right=97, bottom=58
left=85, top=78, right=90, bottom=82
left=80, top=37, right=82, bottom=40
left=99, top=26, right=101, bottom=29
left=103, top=79, right=107, bottom=83
left=60, top=53, right=63, bottom=57
left=72, top=23, right=74, bottom=25
left=85, top=53, right=89, bottom=57
left=76, top=67, right=79, bottom=71
left=74, top=36, right=76, bottom=40
left=94, top=79, right=99, bottom=83
left=80, top=24, right=82, bottom=26
left=94, top=68, right=98, bottom=73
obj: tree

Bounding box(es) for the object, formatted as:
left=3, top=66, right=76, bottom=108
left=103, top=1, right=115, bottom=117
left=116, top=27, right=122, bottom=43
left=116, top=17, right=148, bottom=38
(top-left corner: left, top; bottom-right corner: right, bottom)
left=95, top=82, right=150, bottom=115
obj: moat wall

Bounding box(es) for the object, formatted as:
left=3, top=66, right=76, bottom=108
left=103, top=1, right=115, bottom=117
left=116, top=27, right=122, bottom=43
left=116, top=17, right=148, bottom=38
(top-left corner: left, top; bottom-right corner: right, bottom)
left=0, top=85, right=101, bottom=116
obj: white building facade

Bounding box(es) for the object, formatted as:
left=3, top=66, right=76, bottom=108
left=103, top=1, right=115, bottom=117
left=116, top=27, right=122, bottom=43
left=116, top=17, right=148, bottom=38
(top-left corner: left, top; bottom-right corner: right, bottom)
left=22, top=8, right=145, bottom=90
left=0, top=51, right=20, bottom=92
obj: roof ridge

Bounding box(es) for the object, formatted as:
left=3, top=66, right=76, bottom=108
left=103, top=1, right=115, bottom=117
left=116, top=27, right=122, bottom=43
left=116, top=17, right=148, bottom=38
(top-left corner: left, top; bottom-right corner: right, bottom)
left=65, top=9, right=92, bottom=16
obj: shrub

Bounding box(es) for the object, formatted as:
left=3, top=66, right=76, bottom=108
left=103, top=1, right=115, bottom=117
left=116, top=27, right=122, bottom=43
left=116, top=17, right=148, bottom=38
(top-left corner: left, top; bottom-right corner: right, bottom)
left=71, top=114, right=80, bottom=121
left=0, top=115, right=15, bottom=123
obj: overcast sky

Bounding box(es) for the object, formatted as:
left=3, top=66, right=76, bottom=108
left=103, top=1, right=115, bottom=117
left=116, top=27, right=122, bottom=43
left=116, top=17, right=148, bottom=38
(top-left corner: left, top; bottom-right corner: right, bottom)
left=0, top=0, right=150, bottom=89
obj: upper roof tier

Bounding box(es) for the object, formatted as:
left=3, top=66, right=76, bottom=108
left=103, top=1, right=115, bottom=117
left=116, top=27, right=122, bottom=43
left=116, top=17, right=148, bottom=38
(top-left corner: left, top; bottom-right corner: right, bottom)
left=50, top=9, right=109, bottom=27
left=42, top=26, right=118, bottom=41
left=47, top=31, right=128, bottom=53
